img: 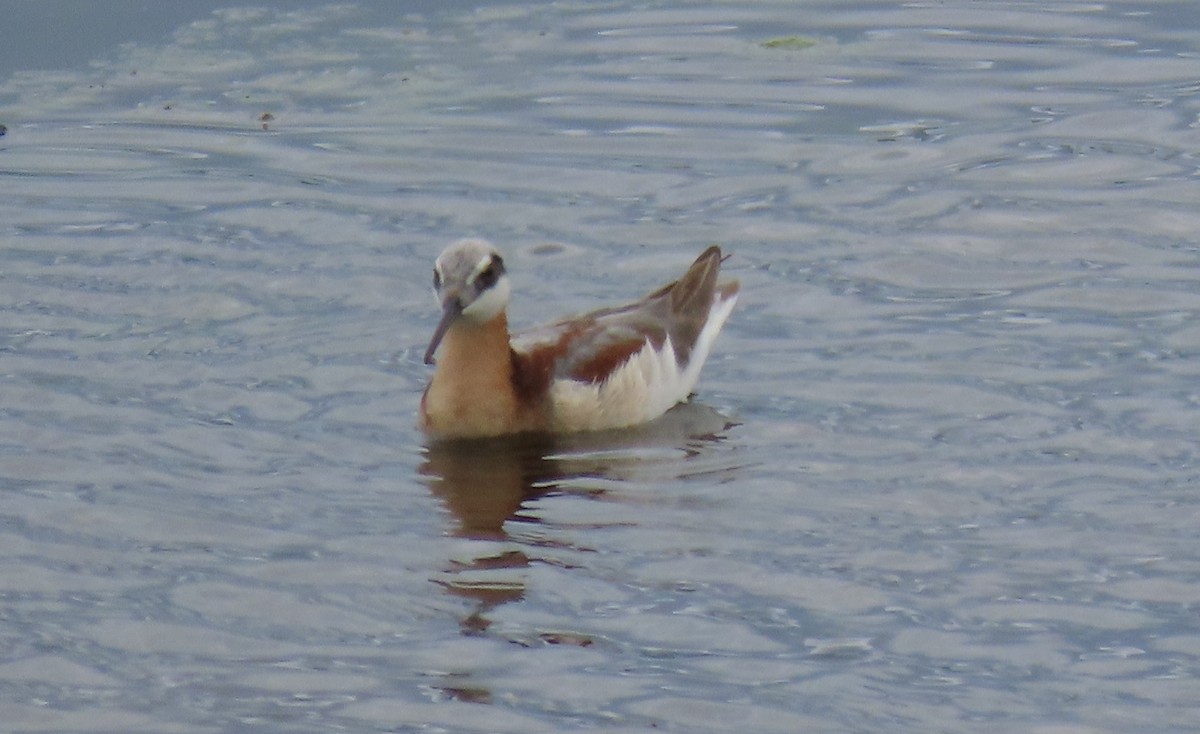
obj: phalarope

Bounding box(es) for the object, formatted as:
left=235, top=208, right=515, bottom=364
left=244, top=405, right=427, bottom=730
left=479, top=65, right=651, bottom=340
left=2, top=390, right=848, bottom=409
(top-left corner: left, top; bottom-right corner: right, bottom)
left=420, top=239, right=739, bottom=439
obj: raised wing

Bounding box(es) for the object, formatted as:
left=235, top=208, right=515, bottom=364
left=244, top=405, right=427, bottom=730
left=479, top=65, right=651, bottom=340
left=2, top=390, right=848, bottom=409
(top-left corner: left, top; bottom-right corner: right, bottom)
left=511, top=246, right=734, bottom=386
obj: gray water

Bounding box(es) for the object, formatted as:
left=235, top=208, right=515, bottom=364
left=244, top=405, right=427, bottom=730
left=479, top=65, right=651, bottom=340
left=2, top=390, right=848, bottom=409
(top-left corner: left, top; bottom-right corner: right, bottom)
left=2, top=2, right=1199, bottom=732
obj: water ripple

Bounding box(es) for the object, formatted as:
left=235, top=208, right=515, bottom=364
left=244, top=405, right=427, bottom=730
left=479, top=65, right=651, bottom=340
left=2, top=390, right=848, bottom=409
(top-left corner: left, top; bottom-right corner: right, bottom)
left=2, top=2, right=1200, bottom=732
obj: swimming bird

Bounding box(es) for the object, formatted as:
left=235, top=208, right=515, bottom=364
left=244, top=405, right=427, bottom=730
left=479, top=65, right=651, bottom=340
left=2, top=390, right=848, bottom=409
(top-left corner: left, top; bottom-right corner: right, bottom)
left=419, top=239, right=739, bottom=439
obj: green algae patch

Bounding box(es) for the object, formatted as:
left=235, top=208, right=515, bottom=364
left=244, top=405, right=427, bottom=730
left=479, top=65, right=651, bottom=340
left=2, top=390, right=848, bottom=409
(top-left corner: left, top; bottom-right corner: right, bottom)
left=760, top=36, right=817, bottom=50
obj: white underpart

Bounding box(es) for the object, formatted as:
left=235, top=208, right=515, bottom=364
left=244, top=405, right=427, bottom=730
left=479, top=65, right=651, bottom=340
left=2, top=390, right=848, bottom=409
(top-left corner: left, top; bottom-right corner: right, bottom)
left=548, top=292, right=738, bottom=432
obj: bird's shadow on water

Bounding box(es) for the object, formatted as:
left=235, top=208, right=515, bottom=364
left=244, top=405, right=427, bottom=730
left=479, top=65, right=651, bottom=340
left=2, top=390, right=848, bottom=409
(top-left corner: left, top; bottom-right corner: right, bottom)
left=417, top=401, right=740, bottom=636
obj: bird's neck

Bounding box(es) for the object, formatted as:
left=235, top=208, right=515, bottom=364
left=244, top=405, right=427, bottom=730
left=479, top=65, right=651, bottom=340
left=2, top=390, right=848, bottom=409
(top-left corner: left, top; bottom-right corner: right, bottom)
left=422, top=313, right=521, bottom=437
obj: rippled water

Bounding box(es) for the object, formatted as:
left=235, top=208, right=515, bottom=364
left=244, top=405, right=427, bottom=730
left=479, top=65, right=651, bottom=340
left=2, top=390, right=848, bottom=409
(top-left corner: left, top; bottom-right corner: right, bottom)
left=2, top=2, right=1199, bottom=732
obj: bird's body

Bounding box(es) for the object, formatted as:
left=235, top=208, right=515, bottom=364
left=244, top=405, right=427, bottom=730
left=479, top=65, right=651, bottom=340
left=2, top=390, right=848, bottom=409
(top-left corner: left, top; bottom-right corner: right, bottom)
left=419, top=239, right=738, bottom=440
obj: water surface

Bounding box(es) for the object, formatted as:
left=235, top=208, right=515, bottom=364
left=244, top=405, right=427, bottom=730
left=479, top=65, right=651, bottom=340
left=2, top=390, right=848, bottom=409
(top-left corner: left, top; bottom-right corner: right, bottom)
left=2, top=2, right=1199, bottom=732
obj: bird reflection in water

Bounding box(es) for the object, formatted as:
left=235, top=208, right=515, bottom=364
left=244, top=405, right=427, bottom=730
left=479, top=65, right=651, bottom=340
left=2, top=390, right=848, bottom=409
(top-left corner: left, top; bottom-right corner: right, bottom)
left=419, top=402, right=737, bottom=637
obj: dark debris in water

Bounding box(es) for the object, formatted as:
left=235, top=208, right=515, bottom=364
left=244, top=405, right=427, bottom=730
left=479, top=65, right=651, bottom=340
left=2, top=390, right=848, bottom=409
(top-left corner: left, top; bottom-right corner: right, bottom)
left=530, top=242, right=567, bottom=256
left=538, top=631, right=595, bottom=647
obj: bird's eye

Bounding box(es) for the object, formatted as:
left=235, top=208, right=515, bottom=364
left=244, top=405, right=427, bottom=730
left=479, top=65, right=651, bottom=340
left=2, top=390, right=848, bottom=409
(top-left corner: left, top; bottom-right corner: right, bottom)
left=432, top=268, right=441, bottom=290
left=476, top=255, right=504, bottom=289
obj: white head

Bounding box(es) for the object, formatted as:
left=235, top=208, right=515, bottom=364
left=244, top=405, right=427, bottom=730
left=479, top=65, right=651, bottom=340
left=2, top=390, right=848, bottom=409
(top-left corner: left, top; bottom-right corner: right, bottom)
left=424, top=238, right=511, bottom=364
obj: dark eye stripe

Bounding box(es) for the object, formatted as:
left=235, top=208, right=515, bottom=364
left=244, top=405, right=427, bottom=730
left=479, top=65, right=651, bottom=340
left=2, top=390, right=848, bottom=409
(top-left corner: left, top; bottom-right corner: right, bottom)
left=475, top=255, right=505, bottom=290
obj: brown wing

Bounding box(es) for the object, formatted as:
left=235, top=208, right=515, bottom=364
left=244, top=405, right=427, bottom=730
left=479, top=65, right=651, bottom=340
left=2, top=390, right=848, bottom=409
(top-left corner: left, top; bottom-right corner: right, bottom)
left=511, top=246, right=730, bottom=386
left=553, top=304, right=671, bottom=383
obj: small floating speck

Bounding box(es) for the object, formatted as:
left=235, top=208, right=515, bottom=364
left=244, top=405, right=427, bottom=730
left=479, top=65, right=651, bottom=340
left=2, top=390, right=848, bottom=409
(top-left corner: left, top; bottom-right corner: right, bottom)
left=259, top=111, right=275, bottom=131
left=520, top=241, right=586, bottom=259
left=761, top=36, right=817, bottom=50
left=538, top=631, right=594, bottom=647
left=529, top=242, right=567, bottom=256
